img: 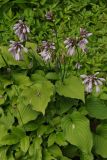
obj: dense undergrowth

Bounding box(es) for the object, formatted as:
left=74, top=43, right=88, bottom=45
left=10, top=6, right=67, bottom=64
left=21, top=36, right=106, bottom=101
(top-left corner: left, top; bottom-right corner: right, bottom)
left=0, top=0, right=107, bottom=159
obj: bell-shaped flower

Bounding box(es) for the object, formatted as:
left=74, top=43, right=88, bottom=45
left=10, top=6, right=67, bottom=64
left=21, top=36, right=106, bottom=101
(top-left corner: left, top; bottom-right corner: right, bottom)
left=38, top=41, right=55, bottom=62
left=8, top=41, right=28, bottom=61
left=64, top=38, right=76, bottom=56
left=80, top=28, right=92, bottom=38
left=13, top=20, right=30, bottom=41
left=78, top=38, right=88, bottom=53
left=39, top=49, right=51, bottom=62
left=80, top=72, right=105, bottom=93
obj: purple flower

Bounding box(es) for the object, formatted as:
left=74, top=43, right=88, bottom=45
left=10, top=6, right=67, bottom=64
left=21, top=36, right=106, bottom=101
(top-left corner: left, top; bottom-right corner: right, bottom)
left=42, top=41, right=55, bottom=50
left=78, top=38, right=88, bottom=53
left=64, top=28, right=92, bottom=55
left=38, top=41, right=55, bottom=62
left=80, top=72, right=105, bottom=93
left=80, top=28, right=92, bottom=38
left=45, top=11, right=54, bottom=21
left=13, top=20, right=30, bottom=41
left=64, top=38, right=76, bottom=56
left=8, top=41, right=28, bottom=61
left=78, top=28, right=92, bottom=52
left=39, top=49, right=51, bottom=62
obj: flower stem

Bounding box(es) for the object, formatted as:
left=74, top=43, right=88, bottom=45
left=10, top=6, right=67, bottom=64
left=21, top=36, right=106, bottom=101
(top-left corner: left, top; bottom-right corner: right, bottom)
left=61, top=55, right=66, bottom=82
left=52, top=21, right=62, bottom=77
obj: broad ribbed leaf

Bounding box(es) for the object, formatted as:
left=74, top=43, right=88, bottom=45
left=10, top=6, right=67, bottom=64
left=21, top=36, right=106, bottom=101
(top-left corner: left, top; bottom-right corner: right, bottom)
left=12, top=73, right=32, bottom=87
left=23, top=121, right=38, bottom=131
left=15, top=102, right=38, bottom=124
left=61, top=111, right=93, bottom=159
left=21, top=80, right=54, bottom=114
left=20, top=136, right=29, bottom=153
left=0, top=134, right=20, bottom=145
left=85, top=97, right=107, bottom=119
left=56, top=76, right=84, bottom=102
left=48, top=132, right=67, bottom=147
left=0, top=127, right=25, bottom=145
left=0, top=111, right=14, bottom=129
left=46, top=72, right=59, bottom=80
left=43, top=149, right=56, bottom=160
left=48, top=144, right=62, bottom=158
left=94, top=124, right=107, bottom=158
left=0, top=46, right=16, bottom=68
left=56, top=97, right=76, bottom=115
left=29, top=137, right=42, bottom=160
left=48, top=133, right=56, bottom=147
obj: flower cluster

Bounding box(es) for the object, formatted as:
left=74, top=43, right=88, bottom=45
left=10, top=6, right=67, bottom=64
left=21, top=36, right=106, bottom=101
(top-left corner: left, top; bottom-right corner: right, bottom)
left=38, top=41, right=55, bottom=62
left=64, top=28, right=92, bottom=56
left=9, top=20, right=30, bottom=60
left=64, top=38, right=76, bottom=56
left=8, top=41, right=28, bottom=61
left=13, top=20, right=30, bottom=42
left=80, top=72, right=105, bottom=93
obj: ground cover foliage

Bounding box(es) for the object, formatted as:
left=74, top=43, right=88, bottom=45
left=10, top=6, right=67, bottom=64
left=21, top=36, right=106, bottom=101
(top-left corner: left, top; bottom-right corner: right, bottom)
left=0, top=0, right=107, bottom=159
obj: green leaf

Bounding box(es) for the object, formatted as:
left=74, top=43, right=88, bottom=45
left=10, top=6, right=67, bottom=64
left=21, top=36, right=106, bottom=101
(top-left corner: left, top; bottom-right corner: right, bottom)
left=56, top=96, right=76, bottom=115
left=56, top=76, right=84, bottom=102
left=0, top=134, right=20, bottom=145
left=7, top=152, right=14, bottom=160
left=12, top=127, right=25, bottom=138
left=15, top=102, right=38, bottom=124
left=62, top=144, right=78, bottom=159
left=12, top=73, right=32, bottom=87
left=46, top=72, right=59, bottom=80
left=31, top=72, right=46, bottom=82
left=61, top=111, right=93, bottom=158
left=80, top=153, right=94, bottom=160
left=0, top=147, right=8, bottom=160
left=85, top=97, right=107, bottom=119
left=23, top=121, right=38, bottom=131
left=0, top=76, right=12, bottom=89
left=0, top=46, right=17, bottom=67
left=26, top=42, right=36, bottom=51
left=21, top=80, right=54, bottom=114
left=37, top=125, right=49, bottom=137
left=43, top=149, right=56, bottom=160
left=0, top=90, right=6, bottom=105
left=55, top=132, right=67, bottom=146
left=0, top=127, right=25, bottom=145
left=48, top=133, right=56, bottom=147
left=48, top=131, right=67, bottom=147
left=29, top=137, right=42, bottom=160
left=20, top=136, right=29, bottom=153
left=94, top=124, right=107, bottom=158
left=48, top=144, right=62, bottom=158
left=0, top=123, right=7, bottom=141
left=0, top=110, right=14, bottom=129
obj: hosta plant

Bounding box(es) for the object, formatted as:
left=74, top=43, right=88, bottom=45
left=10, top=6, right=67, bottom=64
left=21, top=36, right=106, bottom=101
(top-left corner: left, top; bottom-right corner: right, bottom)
left=0, top=0, right=107, bottom=160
